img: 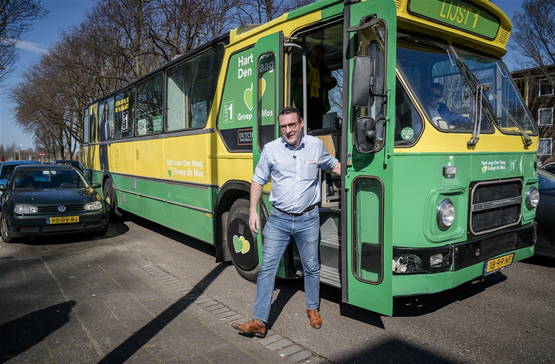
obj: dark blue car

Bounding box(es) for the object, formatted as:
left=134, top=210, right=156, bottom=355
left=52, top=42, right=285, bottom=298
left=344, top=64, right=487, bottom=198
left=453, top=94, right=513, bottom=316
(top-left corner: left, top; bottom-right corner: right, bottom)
left=0, top=164, right=108, bottom=243
left=0, top=160, right=40, bottom=196
left=536, top=168, right=555, bottom=257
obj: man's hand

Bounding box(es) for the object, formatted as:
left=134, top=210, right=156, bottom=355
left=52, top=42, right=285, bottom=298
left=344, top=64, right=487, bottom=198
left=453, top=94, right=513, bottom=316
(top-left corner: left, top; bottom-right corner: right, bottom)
left=249, top=210, right=260, bottom=234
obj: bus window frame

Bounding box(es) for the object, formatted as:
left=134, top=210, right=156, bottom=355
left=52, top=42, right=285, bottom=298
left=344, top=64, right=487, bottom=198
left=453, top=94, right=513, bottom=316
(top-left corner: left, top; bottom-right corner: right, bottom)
left=135, top=71, right=165, bottom=137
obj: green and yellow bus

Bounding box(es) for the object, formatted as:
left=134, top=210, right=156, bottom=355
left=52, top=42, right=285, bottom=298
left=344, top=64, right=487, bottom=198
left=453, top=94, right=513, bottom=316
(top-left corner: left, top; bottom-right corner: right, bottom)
left=82, top=0, right=539, bottom=315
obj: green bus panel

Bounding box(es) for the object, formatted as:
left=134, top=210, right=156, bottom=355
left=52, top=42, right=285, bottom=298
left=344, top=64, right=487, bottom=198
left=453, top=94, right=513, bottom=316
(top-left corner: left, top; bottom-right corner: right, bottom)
left=390, top=152, right=538, bottom=247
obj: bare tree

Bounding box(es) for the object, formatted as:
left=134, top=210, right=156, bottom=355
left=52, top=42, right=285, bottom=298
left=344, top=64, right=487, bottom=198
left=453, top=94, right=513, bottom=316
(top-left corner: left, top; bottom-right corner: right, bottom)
left=0, top=0, right=47, bottom=81
left=512, top=0, right=555, bottom=85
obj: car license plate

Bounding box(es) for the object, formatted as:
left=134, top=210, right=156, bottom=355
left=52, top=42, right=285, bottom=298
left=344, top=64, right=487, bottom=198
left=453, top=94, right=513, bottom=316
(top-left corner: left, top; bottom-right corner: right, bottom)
left=484, top=253, right=514, bottom=275
left=47, top=216, right=80, bottom=224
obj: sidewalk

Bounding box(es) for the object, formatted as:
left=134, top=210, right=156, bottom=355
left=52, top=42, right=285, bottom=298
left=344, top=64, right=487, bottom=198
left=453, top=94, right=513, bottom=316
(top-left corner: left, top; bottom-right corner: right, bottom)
left=0, top=242, right=321, bottom=363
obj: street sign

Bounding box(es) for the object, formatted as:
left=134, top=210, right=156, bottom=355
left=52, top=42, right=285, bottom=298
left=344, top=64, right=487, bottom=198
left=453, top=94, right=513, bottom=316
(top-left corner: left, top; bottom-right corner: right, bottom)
left=39, top=152, right=45, bottom=156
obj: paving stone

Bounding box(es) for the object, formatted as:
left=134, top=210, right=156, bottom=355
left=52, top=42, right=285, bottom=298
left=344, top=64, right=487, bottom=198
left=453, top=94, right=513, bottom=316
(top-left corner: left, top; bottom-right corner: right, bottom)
left=258, top=334, right=282, bottom=346
left=289, top=350, right=312, bottom=362
left=205, top=304, right=225, bottom=312
left=216, top=311, right=238, bottom=318
left=211, top=307, right=231, bottom=315
left=266, top=338, right=293, bottom=351
left=222, top=314, right=244, bottom=322
left=203, top=343, right=241, bottom=360
left=167, top=355, right=211, bottom=364
left=279, top=344, right=304, bottom=357
left=49, top=343, right=101, bottom=363
left=144, top=337, right=196, bottom=361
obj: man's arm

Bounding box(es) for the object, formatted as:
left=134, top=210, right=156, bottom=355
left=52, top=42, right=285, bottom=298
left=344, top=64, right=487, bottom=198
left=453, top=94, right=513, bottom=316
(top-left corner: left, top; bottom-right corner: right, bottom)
left=249, top=182, right=263, bottom=234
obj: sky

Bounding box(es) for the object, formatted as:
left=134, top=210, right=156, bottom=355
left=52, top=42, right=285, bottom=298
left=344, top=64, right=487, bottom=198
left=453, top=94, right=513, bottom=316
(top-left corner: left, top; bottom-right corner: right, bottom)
left=0, top=0, right=526, bottom=150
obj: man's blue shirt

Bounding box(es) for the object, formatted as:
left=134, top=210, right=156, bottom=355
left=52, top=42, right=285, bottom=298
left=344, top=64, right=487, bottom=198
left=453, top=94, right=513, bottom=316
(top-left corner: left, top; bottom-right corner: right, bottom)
left=252, top=134, right=338, bottom=214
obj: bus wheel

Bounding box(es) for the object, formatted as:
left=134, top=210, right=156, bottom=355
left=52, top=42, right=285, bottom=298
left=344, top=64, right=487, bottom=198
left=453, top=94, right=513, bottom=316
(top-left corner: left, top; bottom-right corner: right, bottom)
left=1, top=214, right=15, bottom=244
left=103, top=178, right=124, bottom=221
left=226, top=199, right=259, bottom=282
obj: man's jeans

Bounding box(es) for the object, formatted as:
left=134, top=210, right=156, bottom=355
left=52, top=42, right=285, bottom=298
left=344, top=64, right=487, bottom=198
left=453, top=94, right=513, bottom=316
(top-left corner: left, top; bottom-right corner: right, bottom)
left=252, top=206, right=320, bottom=322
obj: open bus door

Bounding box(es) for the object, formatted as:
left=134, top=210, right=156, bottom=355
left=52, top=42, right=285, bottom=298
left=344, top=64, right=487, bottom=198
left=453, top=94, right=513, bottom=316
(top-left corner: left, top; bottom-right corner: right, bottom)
left=252, top=32, right=284, bottom=272
left=341, top=0, right=397, bottom=316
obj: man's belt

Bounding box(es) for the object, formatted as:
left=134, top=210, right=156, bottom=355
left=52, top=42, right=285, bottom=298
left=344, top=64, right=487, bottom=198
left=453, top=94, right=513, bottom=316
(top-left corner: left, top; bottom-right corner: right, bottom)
left=273, top=204, right=318, bottom=216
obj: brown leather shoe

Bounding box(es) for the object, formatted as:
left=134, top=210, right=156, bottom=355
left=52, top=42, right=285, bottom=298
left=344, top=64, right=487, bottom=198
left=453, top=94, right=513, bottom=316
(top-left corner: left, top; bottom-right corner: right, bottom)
left=231, top=319, right=267, bottom=338
left=307, top=309, right=322, bottom=329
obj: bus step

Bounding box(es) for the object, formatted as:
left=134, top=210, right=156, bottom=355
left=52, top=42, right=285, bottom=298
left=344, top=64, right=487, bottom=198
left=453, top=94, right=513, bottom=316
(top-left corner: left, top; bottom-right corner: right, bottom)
left=320, top=265, right=341, bottom=288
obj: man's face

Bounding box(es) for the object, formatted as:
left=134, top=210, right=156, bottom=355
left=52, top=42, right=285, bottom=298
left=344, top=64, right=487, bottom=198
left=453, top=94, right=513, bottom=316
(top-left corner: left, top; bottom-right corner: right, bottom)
left=427, top=87, right=443, bottom=107
left=279, top=113, right=304, bottom=147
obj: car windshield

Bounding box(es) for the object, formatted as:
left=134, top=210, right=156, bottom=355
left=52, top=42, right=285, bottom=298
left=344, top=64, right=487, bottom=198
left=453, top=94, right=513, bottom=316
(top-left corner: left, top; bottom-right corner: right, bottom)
left=455, top=47, right=537, bottom=136
left=0, top=165, right=19, bottom=179
left=12, top=169, right=88, bottom=190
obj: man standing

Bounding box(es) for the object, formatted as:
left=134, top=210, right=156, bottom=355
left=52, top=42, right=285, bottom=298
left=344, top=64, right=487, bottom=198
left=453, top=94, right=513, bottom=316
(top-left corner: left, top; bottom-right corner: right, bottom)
left=231, top=107, right=341, bottom=338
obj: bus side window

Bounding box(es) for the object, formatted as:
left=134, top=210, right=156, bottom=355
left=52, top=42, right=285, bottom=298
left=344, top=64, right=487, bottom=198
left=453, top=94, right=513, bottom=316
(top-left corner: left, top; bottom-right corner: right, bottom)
left=136, top=73, right=164, bottom=136
left=89, top=103, right=98, bottom=143
left=394, top=80, right=423, bottom=146
left=99, top=97, right=114, bottom=141
left=83, top=108, right=90, bottom=143
left=167, top=44, right=224, bottom=131
left=115, top=88, right=134, bottom=138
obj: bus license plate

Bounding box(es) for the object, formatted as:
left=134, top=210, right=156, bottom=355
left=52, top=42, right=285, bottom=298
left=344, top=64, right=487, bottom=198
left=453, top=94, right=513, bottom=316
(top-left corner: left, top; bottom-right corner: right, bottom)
left=484, top=253, right=514, bottom=275
left=48, top=216, right=80, bottom=224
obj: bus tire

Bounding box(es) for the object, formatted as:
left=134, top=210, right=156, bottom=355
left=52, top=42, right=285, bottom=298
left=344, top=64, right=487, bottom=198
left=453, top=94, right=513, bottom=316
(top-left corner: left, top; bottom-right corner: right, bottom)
left=103, top=178, right=125, bottom=221
left=226, top=198, right=259, bottom=282
left=1, top=214, right=15, bottom=244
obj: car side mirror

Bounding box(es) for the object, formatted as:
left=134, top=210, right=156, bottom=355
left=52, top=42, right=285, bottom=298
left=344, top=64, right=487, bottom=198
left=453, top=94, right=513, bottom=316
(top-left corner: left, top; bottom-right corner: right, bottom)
left=91, top=183, right=101, bottom=189
left=0, top=184, right=5, bottom=191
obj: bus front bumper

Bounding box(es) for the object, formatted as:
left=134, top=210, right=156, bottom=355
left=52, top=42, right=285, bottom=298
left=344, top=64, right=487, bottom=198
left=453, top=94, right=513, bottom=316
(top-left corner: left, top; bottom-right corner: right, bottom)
left=392, top=223, right=536, bottom=297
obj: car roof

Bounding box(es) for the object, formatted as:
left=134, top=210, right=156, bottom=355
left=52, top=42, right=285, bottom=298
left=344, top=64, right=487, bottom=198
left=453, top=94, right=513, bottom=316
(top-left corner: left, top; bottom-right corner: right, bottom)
left=14, top=164, right=74, bottom=170
left=1, top=160, right=40, bottom=166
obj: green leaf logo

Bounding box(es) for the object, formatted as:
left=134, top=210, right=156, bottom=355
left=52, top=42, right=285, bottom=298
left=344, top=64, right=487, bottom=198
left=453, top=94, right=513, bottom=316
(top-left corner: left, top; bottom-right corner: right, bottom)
left=244, top=83, right=253, bottom=111
left=481, top=165, right=488, bottom=174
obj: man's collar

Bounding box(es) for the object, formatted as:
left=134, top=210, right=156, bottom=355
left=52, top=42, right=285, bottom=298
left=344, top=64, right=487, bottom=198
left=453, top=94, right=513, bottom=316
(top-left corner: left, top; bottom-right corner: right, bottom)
left=281, top=134, right=305, bottom=150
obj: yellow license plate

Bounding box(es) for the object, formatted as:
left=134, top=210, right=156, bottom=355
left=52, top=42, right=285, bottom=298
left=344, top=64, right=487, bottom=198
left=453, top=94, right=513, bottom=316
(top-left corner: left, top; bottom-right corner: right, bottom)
left=484, top=253, right=514, bottom=274
left=48, top=216, right=80, bottom=224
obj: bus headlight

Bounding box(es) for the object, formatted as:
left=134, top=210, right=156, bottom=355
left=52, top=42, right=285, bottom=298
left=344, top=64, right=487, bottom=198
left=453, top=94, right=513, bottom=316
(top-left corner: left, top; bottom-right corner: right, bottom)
left=437, top=199, right=455, bottom=230
left=14, top=204, right=38, bottom=214
left=526, top=186, right=539, bottom=209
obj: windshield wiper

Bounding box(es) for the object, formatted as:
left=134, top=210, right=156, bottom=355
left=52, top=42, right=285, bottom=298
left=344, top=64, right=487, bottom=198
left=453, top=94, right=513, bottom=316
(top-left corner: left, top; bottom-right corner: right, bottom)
left=448, top=46, right=496, bottom=147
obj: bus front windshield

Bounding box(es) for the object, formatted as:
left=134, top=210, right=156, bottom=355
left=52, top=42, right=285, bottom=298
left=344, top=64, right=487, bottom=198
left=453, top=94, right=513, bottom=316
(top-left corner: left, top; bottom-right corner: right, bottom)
left=397, top=35, right=537, bottom=137
left=455, top=48, right=537, bottom=136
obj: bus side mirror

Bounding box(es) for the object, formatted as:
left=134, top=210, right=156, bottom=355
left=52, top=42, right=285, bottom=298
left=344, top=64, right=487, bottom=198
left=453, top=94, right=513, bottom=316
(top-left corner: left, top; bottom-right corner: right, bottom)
left=352, top=56, right=373, bottom=107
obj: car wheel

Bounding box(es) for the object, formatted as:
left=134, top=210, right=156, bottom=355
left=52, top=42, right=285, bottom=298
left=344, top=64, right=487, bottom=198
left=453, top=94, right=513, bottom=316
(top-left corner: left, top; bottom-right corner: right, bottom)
left=1, top=214, right=14, bottom=244
left=103, top=178, right=125, bottom=221
left=226, top=199, right=259, bottom=282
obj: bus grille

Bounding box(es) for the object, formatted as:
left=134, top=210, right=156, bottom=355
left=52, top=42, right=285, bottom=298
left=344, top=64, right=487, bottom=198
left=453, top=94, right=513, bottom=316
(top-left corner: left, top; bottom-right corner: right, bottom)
left=38, top=204, right=84, bottom=214
left=470, top=179, right=522, bottom=235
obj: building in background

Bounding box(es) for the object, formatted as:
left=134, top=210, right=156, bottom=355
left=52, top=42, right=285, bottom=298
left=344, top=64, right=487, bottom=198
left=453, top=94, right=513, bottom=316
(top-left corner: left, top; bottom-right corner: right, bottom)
left=512, top=65, right=555, bottom=164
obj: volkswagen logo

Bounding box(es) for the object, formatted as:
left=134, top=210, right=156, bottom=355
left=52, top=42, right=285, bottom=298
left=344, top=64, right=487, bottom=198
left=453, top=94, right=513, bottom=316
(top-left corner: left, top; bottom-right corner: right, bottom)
left=57, top=205, right=66, bottom=213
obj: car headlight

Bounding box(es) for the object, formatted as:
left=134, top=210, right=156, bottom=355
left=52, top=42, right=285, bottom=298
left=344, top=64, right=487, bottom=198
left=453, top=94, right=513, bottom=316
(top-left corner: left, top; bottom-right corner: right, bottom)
left=84, top=201, right=103, bottom=211
left=526, top=186, right=539, bottom=209
left=436, top=199, right=455, bottom=230
left=14, top=204, right=38, bottom=214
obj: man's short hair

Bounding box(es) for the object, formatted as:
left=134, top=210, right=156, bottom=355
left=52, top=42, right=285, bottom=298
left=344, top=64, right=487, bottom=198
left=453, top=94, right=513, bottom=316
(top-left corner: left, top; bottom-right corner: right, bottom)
left=279, top=106, right=302, bottom=119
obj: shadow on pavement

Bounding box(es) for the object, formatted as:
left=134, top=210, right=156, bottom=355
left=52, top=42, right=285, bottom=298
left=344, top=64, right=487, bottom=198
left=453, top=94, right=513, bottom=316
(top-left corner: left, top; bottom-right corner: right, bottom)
left=267, top=281, right=298, bottom=329
left=394, top=272, right=506, bottom=317
left=335, top=337, right=459, bottom=364
left=124, top=213, right=216, bottom=256
left=521, top=255, right=555, bottom=268
left=97, top=262, right=229, bottom=363
left=0, top=300, right=76, bottom=363
left=19, top=221, right=129, bottom=246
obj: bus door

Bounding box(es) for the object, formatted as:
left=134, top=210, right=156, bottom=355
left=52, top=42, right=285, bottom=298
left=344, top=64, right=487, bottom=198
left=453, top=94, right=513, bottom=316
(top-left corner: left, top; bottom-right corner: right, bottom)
left=341, top=0, right=397, bottom=315
left=252, top=32, right=284, bottom=269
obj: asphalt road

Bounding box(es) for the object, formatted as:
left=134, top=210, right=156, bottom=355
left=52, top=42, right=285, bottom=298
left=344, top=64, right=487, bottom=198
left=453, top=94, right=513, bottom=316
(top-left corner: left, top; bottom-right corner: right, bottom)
left=1, top=216, right=554, bottom=363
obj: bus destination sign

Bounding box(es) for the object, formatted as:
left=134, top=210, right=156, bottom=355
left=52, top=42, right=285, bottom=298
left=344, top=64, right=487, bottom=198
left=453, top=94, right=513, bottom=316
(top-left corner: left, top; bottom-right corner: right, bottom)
left=408, top=0, right=500, bottom=40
